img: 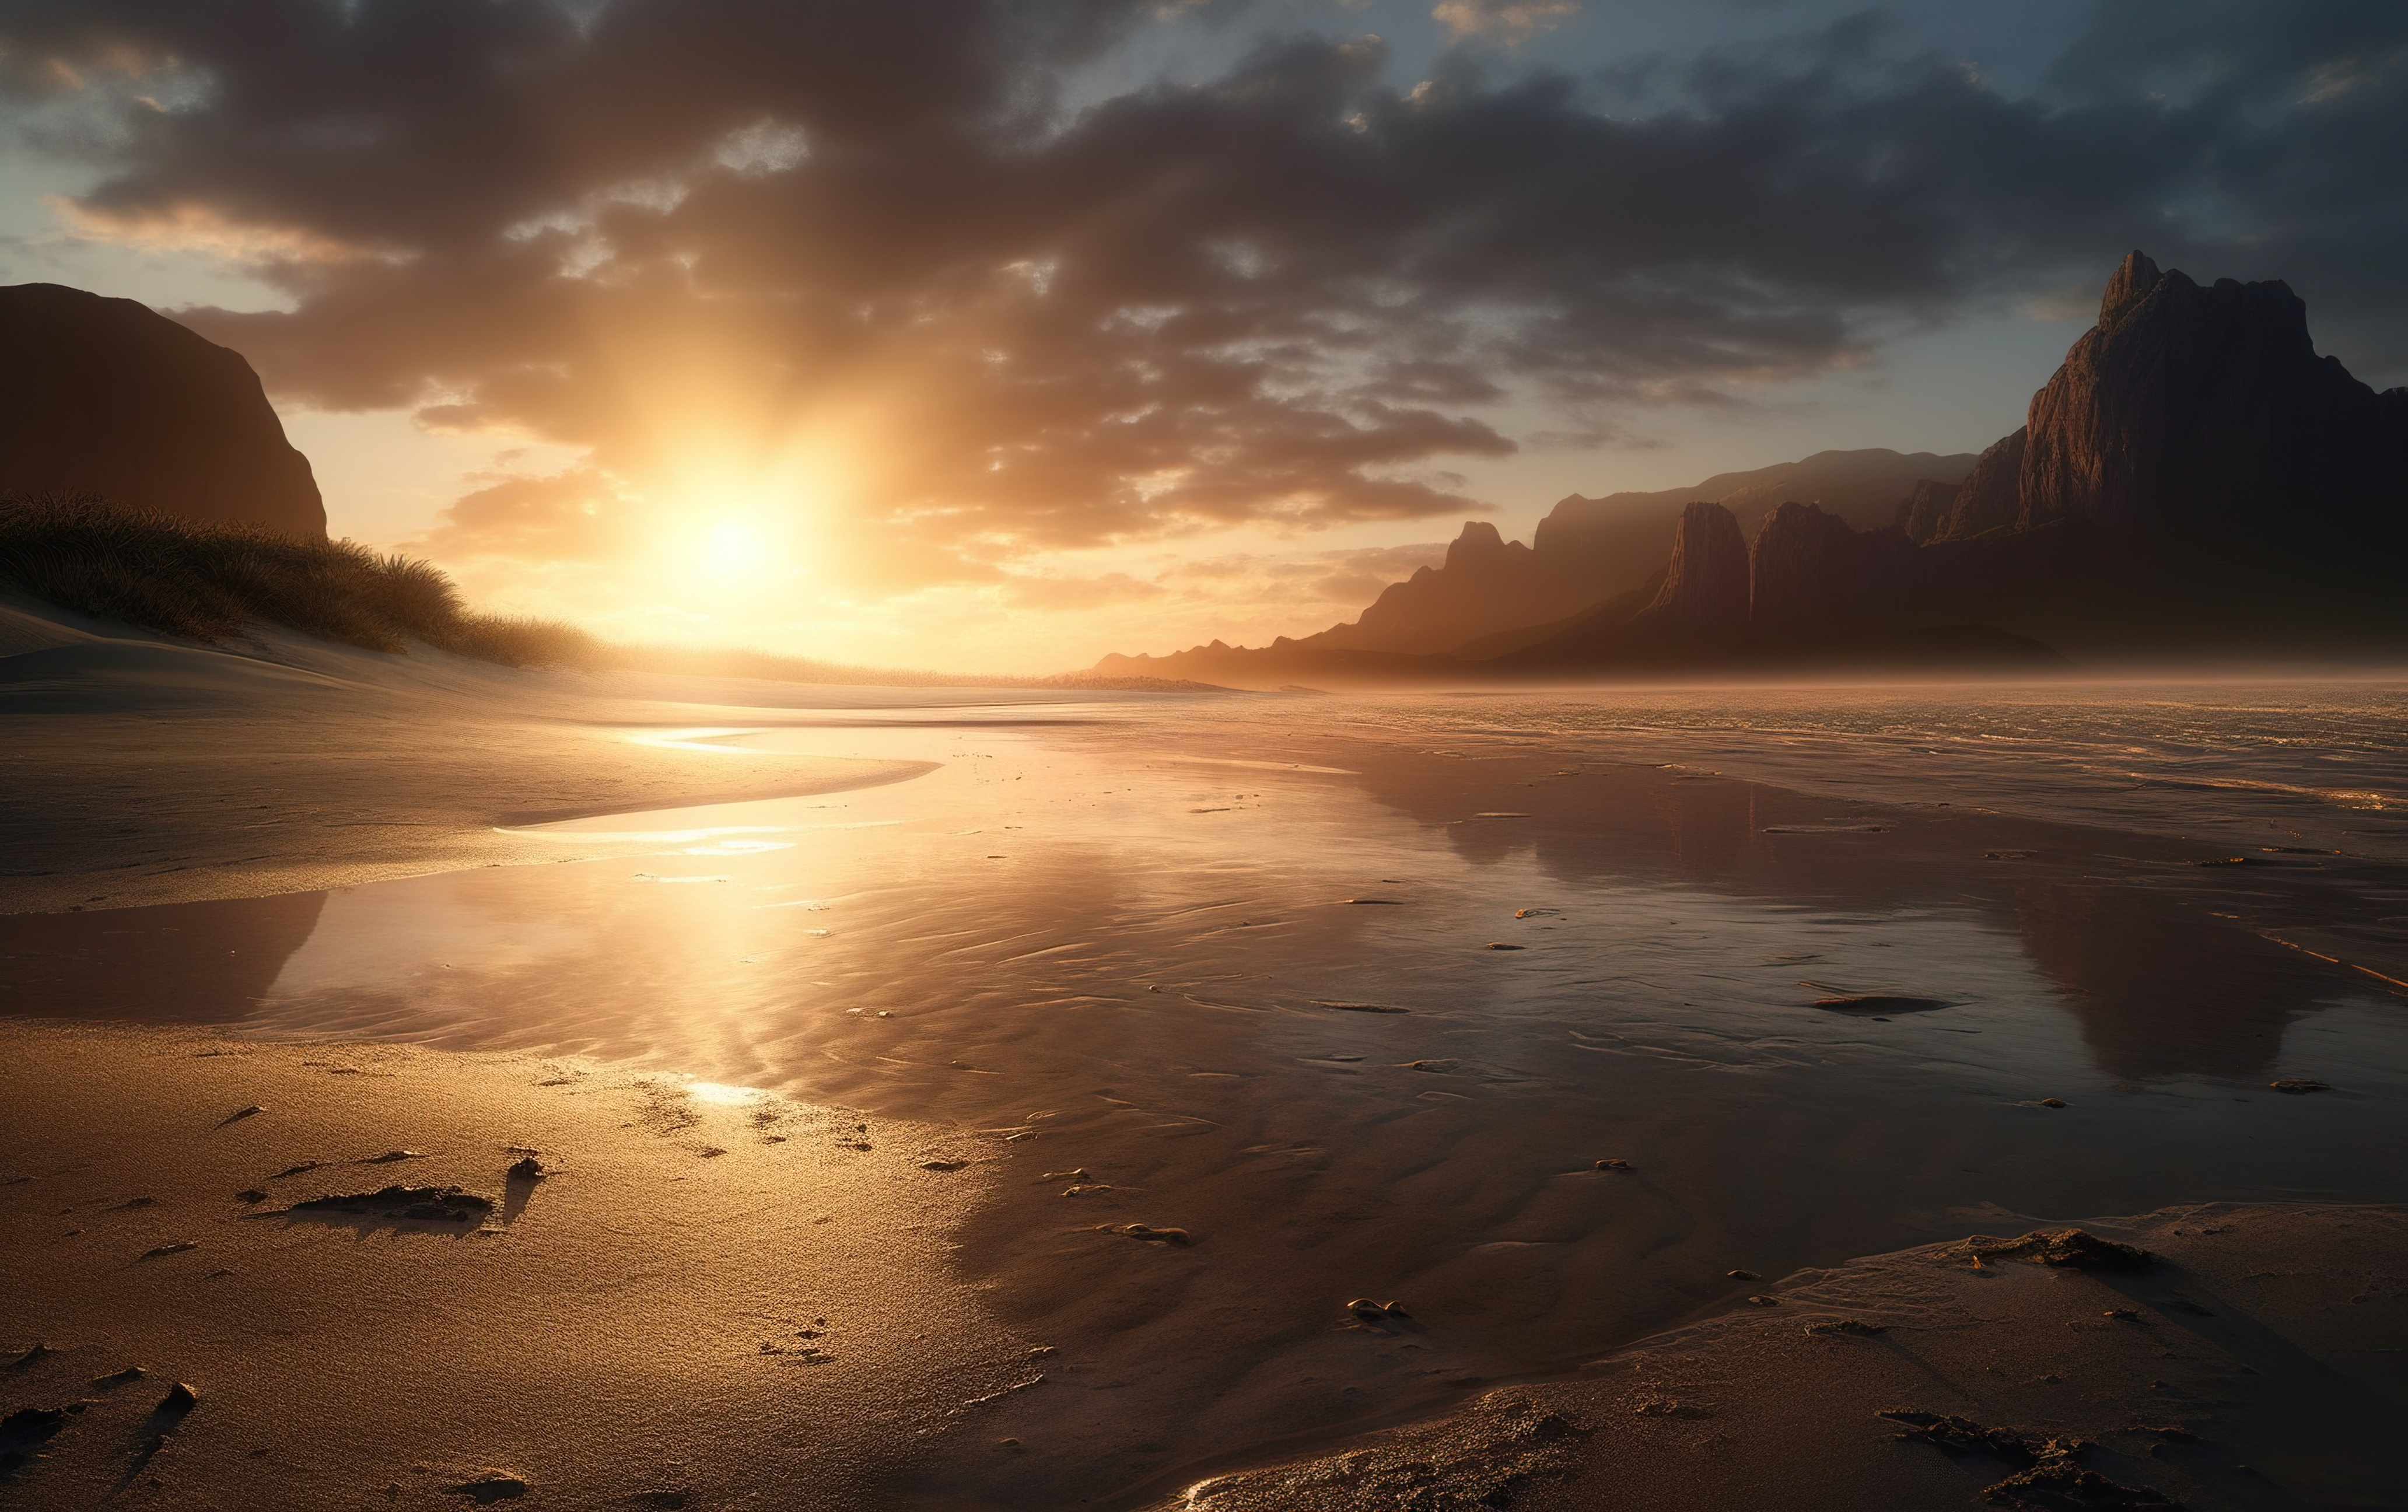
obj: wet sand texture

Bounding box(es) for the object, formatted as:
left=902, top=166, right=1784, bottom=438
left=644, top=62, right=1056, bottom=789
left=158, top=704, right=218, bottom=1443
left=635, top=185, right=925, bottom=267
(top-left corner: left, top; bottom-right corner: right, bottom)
left=0, top=1023, right=1041, bottom=1510
left=1154, top=1204, right=2408, bottom=1511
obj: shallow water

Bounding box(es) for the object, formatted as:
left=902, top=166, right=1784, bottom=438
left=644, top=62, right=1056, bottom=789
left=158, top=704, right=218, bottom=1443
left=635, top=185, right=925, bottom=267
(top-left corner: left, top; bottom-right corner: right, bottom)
left=7, top=679, right=2406, bottom=1507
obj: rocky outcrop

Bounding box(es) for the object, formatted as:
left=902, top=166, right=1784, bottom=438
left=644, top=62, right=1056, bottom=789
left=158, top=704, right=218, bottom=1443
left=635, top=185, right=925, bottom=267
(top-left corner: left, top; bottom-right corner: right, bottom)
left=1748, top=502, right=1916, bottom=635
left=1936, top=428, right=2027, bottom=541
left=1302, top=520, right=1603, bottom=655
left=1896, top=479, right=1959, bottom=543
left=1643, top=502, right=1750, bottom=635
left=2015, top=251, right=2406, bottom=534
left=0, top=284, right=324, bottom=538
left=1288, top=448, right=1980, bottom=657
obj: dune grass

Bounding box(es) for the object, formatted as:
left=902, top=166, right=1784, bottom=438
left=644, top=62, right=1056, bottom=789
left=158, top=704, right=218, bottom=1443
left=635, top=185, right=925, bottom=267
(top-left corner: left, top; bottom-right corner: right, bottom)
left=0, top=494, right=1219, bottom=690
left=0, top=494, right=603, bottom=668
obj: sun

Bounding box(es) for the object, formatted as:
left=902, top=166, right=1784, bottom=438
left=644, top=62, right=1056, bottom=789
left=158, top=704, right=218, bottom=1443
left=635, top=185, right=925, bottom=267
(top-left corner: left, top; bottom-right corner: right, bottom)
left=698, top=519, right=764, bottom=576
left=667, top=509, right=804, bottom=598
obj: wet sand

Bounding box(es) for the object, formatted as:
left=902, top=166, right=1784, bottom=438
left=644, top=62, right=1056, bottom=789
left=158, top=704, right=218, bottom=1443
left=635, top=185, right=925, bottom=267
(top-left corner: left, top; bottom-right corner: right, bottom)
left=1153, top=1202, right=2408, bottom=1511
left=0, top=1021, right=1038, bottom=1510
left=5, top=600, right=2407, bottom=1508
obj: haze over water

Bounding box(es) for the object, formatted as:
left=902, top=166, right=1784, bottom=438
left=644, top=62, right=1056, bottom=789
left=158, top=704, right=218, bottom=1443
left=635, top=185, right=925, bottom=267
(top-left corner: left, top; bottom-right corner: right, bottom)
left=8, top=678, right=2404, bottom=1499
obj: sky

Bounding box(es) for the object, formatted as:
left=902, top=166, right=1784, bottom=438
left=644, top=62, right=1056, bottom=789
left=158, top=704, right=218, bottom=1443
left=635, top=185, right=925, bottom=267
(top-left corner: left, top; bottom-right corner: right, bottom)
left=0, top=0, right=2402, bottom=673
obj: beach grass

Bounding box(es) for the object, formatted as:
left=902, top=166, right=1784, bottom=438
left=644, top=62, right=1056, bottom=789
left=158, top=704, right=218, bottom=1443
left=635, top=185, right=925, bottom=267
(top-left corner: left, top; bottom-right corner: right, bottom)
left=0, top=494, right=1219, bottom=688
left=0, top=493, right=603, bottom=668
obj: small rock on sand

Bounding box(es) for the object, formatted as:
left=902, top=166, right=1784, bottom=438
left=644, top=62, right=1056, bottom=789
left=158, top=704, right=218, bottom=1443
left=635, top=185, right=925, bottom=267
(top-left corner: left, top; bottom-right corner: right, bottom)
left=0, top=1405, right=69, bottom=1466
left=1483, top=942, right=1526, bottom=950
left=1118, top=1224, right=1191, bottom=1245
left=1727, top=1269, right=1760, bottom=1280
left=92, top=1366, right=146, bottom=1386
left=1593, top=1158, right=1631, bottom=1171
left=921, top=1159, right=969, bottom=1171
left=235, top=1188, right=267, bottom=1203
left=289, top=1186, right=494, bottom=1223
left=447, top=1472, right=530, bottom=1503
left=2038, top=1097, right=2070, bottom=1108
left=360, top=1150, right=426, bottom=1164
left=139, top=1241, right=200, bottom=1260
left=158, top=1382, right=199, bottom=1415
left=1804, top=1319, right=1887, bottom=1336
left=2270, top=1079, right=2332, bottom=1093
left=506, top=1156, right=545, bottom=1180
left=1813, top=994, right=1953, bottom=1014
left=1949, top=1228, right=2151, bottom=1271
left=220, top=1105, right=267, bottom=1124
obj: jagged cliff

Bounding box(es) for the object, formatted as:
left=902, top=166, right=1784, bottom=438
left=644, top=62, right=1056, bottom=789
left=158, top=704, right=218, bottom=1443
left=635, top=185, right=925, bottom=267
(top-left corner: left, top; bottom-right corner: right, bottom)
left=0, top=284, right=324, bottom=538
left=1643, top=501, right=1751, bottom=634
left=2017, top=251, right=2404, bottom=533
left=1231, top=447, right=1979, bottom=660
left=1940, top=251, right=2407, bottom=542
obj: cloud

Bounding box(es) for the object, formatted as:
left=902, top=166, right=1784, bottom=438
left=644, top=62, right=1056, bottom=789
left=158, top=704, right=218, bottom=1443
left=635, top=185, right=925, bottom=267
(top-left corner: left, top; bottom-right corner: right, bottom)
left=1432, top=1, right=1581, bottom=47
left=410, top=466, right=638, bottom=562
left=1, top=0, right=2401, bottom=601
left=996, top=570, right=1166, bottom=610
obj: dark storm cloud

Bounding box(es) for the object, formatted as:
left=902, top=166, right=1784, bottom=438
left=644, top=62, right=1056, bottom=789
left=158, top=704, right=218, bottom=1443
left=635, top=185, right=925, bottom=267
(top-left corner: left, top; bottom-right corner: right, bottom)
left=1, top=0, right=2400, bottom=582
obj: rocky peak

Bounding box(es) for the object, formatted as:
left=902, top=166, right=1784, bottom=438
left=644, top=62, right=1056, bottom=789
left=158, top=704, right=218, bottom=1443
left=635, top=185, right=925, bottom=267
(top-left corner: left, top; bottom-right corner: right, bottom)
left=2098, top=249, right=2162, bottom=327
left=2017, top=254, right=2403, bottom=534
left=1642, top=501, right=1749, bottom=634
left=1443, top=519, right=1510, bottom=569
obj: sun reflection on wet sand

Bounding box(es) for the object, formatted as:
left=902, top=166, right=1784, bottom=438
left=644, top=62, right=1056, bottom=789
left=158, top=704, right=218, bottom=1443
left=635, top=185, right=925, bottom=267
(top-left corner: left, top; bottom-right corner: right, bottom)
left=4, top=684, right=2404, bottom=1503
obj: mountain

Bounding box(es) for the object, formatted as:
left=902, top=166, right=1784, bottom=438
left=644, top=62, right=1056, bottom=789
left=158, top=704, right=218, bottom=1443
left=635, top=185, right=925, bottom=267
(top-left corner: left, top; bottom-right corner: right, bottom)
left=1493, top=251, right=2408, bottom=670
left=1951, top=251, right=2406, bottom=539
left=0, top=284, right=324, bottom=538
left=1527, top=444, right=1981, bottom=597
left=1283, top=519, right=1601, bottom=656
left=1094, top=251, right=2408, bottom=685
left=1167, top=447, right=1981, bottom=667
